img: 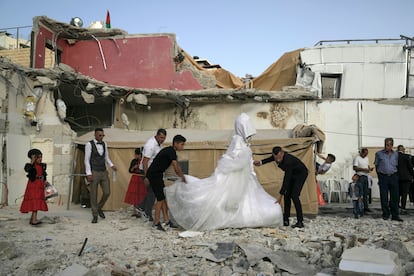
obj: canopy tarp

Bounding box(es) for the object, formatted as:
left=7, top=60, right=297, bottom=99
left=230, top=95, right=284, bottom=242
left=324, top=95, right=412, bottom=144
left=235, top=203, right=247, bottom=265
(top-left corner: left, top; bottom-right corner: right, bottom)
left=72, top=128, right=318, bottom=214
left=251, top=49, right=303, bottom=91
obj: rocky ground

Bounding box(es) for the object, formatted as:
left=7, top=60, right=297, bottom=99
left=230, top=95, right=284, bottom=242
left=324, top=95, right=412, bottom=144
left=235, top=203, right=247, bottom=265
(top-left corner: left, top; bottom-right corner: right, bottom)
left=1, top=200, right=414, bottom=276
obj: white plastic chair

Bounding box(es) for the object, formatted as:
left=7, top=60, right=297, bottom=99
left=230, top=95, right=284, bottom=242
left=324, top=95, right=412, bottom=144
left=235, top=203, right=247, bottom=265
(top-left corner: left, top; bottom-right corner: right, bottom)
left=326, top=179, right=342, bottom=203
left=339, top=179, right=350, bottom=202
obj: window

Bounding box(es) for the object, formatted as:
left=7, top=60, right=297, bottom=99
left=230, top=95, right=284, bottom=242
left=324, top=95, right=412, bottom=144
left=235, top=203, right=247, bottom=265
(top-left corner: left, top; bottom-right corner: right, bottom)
left=321, top=74, right=342, bottom=98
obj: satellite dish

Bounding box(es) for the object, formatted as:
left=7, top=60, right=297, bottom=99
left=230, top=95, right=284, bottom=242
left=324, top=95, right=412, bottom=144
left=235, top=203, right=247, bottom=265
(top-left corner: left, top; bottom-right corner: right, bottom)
left=70, top=17, right=83, bottom=27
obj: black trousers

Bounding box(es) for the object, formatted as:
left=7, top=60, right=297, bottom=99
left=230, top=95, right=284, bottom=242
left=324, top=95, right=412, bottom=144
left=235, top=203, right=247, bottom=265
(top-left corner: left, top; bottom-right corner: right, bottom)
left=399, top=180, right=411, bottom=209
left=283, top=171, right=308, bottom=223
left=358, top=175, right=369, bottom=211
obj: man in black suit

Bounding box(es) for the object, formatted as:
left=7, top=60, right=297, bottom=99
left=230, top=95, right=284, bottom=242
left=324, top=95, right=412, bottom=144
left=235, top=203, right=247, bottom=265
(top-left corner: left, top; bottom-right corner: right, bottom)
left=397, top=145, right=414, bottom=213
left=254, top=146, right=308, bottom=228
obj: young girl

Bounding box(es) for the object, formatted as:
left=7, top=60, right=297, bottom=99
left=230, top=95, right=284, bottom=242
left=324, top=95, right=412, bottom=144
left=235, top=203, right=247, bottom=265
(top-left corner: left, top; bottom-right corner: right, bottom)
left=124, top=148, right=147, bottom=216
left=20, top=149, right=48, bottom=225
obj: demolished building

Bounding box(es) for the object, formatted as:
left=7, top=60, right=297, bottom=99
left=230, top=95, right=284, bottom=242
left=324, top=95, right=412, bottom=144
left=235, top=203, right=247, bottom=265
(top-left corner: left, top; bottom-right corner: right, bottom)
left=1, top=16, right=413, bottom=213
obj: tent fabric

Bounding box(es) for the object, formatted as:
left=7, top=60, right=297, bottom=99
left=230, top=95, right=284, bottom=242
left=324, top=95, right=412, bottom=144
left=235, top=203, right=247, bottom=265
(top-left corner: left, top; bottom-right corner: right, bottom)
left=251, top=49, right=304, bottom=91
left=182, top=47, right=304, bottom=91
left=292, top=124, right=326, bottom=153
left=72, top=128, right=318, bottom=214
left=183, top=50, right=244, bottom=89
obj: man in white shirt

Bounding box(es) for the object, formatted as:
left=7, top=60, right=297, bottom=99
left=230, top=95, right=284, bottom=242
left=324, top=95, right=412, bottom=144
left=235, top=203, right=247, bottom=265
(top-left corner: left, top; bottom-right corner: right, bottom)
left=353, top=147, right=373, bottom=213
left=84, top=128, right=117, bottom=223
left=137, top=128, right=167, bottom=221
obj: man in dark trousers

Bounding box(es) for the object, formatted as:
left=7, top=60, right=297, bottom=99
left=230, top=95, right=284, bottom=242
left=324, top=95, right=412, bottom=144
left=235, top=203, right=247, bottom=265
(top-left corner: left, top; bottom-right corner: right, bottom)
left=397, top=145, right=414, bottom=214
left=254, top=146, right=308, bottom=228
left=374, top=138, right=401, bottom=221
left=84, top=128, right=117, bottom=223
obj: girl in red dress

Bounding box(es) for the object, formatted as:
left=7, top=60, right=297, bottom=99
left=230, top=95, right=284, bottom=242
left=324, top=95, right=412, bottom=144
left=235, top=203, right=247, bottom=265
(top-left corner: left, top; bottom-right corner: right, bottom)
left=20, top=149, right=48, bottom=225
left=124, top=148, right=147, bottom=216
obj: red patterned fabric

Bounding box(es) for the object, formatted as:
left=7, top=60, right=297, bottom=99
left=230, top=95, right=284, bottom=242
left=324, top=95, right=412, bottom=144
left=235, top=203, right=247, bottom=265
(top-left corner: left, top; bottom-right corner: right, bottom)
left=20, top=163, right=48, bottom=213
left=124, top=175, right=147, bottom=206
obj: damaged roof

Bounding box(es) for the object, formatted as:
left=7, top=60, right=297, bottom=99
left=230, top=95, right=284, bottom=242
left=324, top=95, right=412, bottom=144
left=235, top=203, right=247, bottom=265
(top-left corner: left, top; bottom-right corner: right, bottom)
left=33, top=16, right=127, bottom=40
left=0, top=56, right=317, bottom=105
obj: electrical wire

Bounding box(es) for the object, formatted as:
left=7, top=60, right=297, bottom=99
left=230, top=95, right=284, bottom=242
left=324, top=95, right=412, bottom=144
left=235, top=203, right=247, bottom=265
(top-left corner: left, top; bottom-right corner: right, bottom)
left=91, top=34, right=107, bottom=70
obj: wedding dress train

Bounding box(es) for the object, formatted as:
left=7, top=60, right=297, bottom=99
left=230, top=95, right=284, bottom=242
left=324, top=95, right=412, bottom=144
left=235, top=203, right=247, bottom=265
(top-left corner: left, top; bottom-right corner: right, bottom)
left=165, top=113, right=283, bottom=231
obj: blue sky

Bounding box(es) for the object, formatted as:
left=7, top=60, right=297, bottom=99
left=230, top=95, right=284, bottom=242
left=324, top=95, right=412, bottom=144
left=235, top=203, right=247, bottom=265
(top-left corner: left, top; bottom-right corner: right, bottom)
left=1, top=0, right=413, bottom=77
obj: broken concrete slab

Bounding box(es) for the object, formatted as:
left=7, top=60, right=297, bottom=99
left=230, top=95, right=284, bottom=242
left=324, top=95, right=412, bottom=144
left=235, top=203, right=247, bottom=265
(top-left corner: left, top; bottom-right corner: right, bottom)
left=338, top=246, right=403, bottom=276
left=57, top=263, right=89, bottom=276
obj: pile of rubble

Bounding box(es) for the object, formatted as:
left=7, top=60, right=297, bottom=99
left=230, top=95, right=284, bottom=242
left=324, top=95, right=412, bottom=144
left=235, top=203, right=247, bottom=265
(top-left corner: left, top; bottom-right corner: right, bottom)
left=0, top=205, right=413, bottom=275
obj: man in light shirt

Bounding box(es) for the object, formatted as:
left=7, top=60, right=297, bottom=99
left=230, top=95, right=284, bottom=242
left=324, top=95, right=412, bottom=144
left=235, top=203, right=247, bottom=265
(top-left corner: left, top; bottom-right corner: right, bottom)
left=137, top=128, right=167, bottom=221
left=353, top=147, right=373, bottom=213
left=84, top=128, right=117, bottom=223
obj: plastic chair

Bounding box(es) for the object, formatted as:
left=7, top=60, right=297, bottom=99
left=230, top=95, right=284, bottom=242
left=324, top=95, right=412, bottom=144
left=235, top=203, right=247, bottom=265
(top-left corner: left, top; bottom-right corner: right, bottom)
left=326, top=179, right=342, bottom=203
left=339, top=179, right=351, bottom=202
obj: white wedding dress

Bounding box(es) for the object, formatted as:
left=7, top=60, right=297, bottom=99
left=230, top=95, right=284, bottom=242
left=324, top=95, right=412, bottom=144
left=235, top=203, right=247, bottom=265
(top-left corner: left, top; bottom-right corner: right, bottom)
left=165, top=113, right=283, bottom=231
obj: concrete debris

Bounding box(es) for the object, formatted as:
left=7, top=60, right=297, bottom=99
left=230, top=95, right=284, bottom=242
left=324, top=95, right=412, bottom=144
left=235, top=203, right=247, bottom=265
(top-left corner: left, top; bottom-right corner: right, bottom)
left=81, top=90, right=95, bottom=103
left=36, top=76, right=56, bottom=86
left=338, top=246, right=403, bottom=275
left=57, top=263, right=89, bottom=276
left=133, top=93, right=148, bottom=105
left=0, top=204, right=413, bottom=275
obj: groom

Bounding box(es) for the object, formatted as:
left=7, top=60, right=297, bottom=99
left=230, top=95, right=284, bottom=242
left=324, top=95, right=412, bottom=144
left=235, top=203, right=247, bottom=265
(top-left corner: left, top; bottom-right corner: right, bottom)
left=254, top=146, right=308, bottom=228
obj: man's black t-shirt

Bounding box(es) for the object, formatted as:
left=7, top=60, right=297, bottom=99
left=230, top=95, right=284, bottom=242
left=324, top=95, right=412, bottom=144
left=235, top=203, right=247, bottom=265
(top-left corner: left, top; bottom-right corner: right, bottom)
left=146, top=146, right=177, bottom=177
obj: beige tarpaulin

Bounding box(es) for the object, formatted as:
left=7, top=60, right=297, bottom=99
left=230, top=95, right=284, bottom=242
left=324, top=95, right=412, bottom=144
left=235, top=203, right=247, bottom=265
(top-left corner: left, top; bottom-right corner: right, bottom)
left=72, top=128, right=318, bottom=214
left=182, top=48, right=304, bottom=91
left=183, top=50, right=244, bottom=89
left=292, top=124, right=326, bottom=153
left=251, top=49, right=303, bottom=91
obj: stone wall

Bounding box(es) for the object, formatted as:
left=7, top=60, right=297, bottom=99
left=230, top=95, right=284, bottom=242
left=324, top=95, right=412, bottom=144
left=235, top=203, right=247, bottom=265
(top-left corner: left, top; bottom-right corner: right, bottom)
left=0, top=48, right=55, bottom=68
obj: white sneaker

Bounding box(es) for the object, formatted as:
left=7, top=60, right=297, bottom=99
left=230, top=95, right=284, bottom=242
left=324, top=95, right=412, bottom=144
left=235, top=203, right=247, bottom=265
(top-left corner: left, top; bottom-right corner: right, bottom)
left=135, top=207, right=145, bottom=215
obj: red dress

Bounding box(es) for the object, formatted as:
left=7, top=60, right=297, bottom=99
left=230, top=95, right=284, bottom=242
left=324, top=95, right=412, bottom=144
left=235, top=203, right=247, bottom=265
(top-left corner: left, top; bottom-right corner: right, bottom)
left=20, top=163, right=48, bottom=213
left=124, top=158, right=147, bottom=206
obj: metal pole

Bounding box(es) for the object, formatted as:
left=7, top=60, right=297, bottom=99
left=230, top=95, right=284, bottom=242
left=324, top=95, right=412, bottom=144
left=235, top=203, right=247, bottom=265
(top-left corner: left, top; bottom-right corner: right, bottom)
left=67, top=143, right=79, bottom=210
left=357, top=102, right=362, bottom=150
left=16, top=27, right=19, bottom=49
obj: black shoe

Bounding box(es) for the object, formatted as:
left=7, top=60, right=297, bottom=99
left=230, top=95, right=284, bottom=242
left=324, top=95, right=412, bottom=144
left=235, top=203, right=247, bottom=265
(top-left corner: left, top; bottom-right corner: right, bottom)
left=292, top=221, right=304, bottom=228
left=30, top=221, right=42, bottom=226
left=148, top=216, right=154, bottom=222
left=165, top=221, right=178, bottom=229
left=365, top=209, right=372, bottom=213
left=382, top=216, right=389, bottom=220
left=283, top=220, right=289, bottom=226
left=92, top=216, right=98, bottom=223
left=391, top=217, right=403, bottom=222
left=152, top=223, right=165, bottom=231
left=98, top=209, right=105, bottom=219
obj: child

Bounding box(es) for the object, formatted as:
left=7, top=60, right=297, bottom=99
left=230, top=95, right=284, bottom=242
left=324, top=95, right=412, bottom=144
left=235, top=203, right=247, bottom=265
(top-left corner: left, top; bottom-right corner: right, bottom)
left=20, top=149, right=48, bottom=226
left=316, top=152, right=336, bottom=175
left=348, top=174, right=364, bottom=218
left=124, top=148, right=147, bottom=217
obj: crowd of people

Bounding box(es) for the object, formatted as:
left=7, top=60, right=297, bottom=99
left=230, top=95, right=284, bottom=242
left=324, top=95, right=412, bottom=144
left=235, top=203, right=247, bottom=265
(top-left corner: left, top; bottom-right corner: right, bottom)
left=20, top=115, right=414, bottom=230
left=346, top=139, right=414, bottom=222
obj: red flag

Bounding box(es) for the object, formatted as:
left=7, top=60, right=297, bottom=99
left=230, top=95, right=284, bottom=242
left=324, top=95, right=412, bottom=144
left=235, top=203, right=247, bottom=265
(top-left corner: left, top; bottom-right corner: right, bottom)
left=106, top=10, right=111, bottom=29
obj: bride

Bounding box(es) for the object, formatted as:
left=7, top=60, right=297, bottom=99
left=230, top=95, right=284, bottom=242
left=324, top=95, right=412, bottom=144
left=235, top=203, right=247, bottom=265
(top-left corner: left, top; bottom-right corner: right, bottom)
left=165, top=113, right=283, bottom=231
